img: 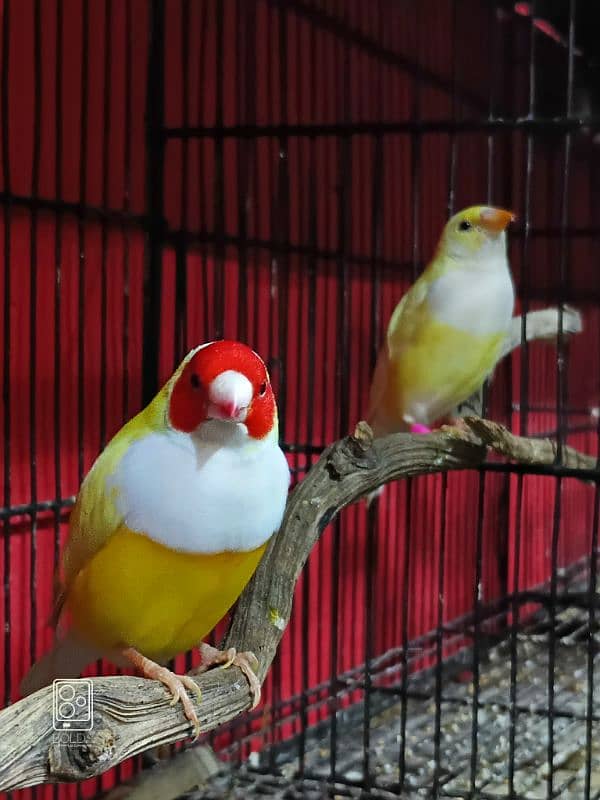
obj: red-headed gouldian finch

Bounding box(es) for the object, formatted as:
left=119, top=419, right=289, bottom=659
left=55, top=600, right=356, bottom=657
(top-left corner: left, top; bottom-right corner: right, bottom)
left=368, top=205, right=515, bottom=438
left=21, top=340, right=290, bottom=736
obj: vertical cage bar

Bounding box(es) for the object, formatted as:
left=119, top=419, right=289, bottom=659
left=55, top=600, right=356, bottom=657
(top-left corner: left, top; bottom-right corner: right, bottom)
left=398, top=479, right=412, bottom=792
left=289, top=1, right=303, bottom=766
left=52, top=8, right=64, bottom=770
left=399, top=9, right=422, bottom=777
left=267, top=1, right=292, bottom=756
left=213, top=0, right=225, bottom=339
left=329, top=131, right=351, bottom=786
left=555, top=0, right=576, bottom=462
left=546, top=476, right=563, bottom=798
left=176, top=0, right=190, bottom=369
left=584, top=156, right=600, bottom=800
left=518, top=1, right=537, bottom=440
left=433, top=3, right=459, bottom=793
left=327, top=2, right=353, bottom=775
left=299, top=127, right=318, bottom=775
left=469, top=5, right=502, bottom=790
left=276, top=8, right=290, bottom=443
left=2, top=0, right=11, bottom=718
left=508, top=472, right=524, bottom=797
left=547, top=3, right=577, bottom=795
left=432, top=474, right=448, bottom=798
left=508, top=4, right=537, bottom=794
left=77, top=9, right=91, bottom=791
left=235, top=0, right=252, bottom=344
left=28, top=5, right=42, bottom=771
left=469, top=473, right=487, bottom=794
left=480, top=0, right=500, bottom=422
left=122, top=0, right=133, bottom=423
left=197, top=0, right=210, bottom=344
left=142, top=0, right=166, bottom=403
left=362, top=132, right=384, bottom=793
left=584, top=485, right=599, bottom=799
left=99, top=0, right=112, bottom=451
left=77, top=0, right=89, bottom=490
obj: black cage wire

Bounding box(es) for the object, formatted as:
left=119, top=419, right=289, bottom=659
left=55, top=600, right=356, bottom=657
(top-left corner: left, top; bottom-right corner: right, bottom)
left=1, top=1, right=600, bottom=799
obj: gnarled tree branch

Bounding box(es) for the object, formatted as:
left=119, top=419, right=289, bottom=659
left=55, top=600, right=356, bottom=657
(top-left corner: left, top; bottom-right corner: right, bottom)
left=0, top=419, right=596, bottom=791
left=0, top=307, right=592, bottom=792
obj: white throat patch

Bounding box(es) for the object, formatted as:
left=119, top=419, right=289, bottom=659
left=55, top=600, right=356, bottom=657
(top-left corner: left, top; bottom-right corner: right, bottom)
left=427, top=255, right=514, bottom=336
left=108, top=424, right=290, bottom=553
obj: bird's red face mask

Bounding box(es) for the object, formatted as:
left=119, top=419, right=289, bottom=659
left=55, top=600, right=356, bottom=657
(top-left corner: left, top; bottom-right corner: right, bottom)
left=168, top=340, right=276, bottom=440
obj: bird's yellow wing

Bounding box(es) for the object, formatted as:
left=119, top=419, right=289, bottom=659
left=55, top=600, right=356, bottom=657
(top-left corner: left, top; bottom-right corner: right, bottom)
left=56, top=390, right=168, bottom=620
left=386, top=275, right=431, bottom=358
left=366, top=344, right=389, bottom=425
left=53, top=432, right=131, bottom=624
left=367, top=277, right=430, bottom=434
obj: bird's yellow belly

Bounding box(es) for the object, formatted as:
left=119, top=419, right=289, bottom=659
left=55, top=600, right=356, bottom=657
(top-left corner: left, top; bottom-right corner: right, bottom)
left=391, top=319, right=505, bottom=424
left=67, top=526, right=267, bottom=662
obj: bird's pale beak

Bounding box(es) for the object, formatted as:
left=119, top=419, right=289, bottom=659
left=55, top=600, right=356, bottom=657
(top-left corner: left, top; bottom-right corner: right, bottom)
left=208, top=400, right=248, bottom=423
left=207, top=370, right=252, bottom=423
left=479, top=207, right=515, bottom=234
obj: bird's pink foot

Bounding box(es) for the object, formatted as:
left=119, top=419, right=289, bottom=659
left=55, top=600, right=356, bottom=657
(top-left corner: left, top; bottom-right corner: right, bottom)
left=122, top=647, right=202, bottom=738
left=193, top=642, right=261, bottom=709
left=409, top=422, right=431, bottom=434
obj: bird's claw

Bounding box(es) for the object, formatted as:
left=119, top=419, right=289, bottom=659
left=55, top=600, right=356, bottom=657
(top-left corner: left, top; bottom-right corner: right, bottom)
left=158, top=669, right=202, bottom=739
left=219, top=647, right=236, bottom=669
left=195, top=643, right=262, bottom=709
left=440, top=417, right=472, bottom=436
left=121, top=648, right=202, bottom=740
left=233, top=652, right=262, bottom=709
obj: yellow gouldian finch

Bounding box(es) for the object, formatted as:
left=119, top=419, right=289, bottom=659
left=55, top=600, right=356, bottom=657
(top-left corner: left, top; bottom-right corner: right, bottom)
left=21, top=340, right=290, bottom=735
left=368, top=206, right=515, bottom=438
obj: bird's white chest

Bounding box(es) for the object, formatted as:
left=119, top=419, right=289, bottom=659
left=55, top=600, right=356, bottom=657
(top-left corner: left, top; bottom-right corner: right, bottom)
left=427, top=260, right=514, bottom=336
left=108, top=425, right=290, bottom=554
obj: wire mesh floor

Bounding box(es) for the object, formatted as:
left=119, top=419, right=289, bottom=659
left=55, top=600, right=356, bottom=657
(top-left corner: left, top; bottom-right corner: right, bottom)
left=183, top=603, right=600, bottom=799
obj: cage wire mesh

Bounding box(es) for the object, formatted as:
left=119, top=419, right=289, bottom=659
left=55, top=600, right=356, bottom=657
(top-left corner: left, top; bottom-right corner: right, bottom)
left=0, top=0, right=600, bottom=798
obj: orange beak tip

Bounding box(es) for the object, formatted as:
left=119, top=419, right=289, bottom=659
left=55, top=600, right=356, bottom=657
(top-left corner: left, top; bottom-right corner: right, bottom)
left=479, top=207, right=515, bottom=232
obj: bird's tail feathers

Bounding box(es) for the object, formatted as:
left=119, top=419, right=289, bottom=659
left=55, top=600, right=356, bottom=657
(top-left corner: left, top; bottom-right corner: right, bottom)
left=19, top=630, right=101, bottom=697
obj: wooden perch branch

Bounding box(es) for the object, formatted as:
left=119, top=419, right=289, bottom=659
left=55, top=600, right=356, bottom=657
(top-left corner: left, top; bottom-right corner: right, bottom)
left=0, top=307, right=592, bottom=792
left=1, top=421, right=596, bottom=791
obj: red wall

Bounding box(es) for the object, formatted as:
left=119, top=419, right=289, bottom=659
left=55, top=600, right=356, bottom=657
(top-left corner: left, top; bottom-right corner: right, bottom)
left=1, top=1, right=599, bottom=797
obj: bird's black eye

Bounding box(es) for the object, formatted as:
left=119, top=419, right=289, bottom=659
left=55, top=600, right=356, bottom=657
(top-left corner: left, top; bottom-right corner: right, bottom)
left=459, top=220, right=472, bottom=232
left=258, top=381, right=267, bottom=397
left=190, top=373, right=201, bottom=389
